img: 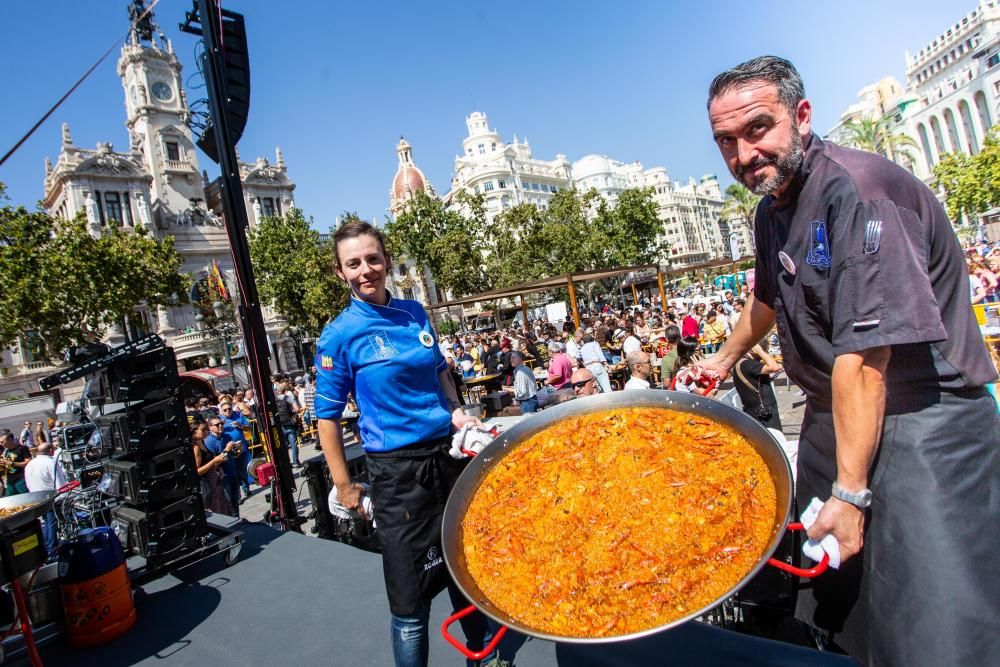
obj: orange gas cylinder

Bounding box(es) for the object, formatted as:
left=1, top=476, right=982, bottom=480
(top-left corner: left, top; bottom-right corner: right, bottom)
left=58, top=528, right=136, bottom=648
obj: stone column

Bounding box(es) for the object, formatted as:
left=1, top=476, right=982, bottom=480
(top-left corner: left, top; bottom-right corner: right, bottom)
left=157, top=306, right=176, bottom=335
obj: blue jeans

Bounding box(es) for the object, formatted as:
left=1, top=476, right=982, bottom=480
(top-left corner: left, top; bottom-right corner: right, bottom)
left=41, top=509, right=58, bottom=559
left=390, top=583, right=494, bottom=667
left=282, top=426, right=300, bottom=466
left=519, top=396, right=538, bottom=414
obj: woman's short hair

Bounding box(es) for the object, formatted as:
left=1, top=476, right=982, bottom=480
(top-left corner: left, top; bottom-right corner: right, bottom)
left=332, top=219, right=388, bottom=268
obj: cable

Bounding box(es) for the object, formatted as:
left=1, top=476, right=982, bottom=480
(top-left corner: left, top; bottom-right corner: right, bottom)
left=0, top=0, right=163, bottom=169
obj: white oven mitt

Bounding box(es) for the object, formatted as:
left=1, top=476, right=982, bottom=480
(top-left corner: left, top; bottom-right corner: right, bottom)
left=328, top=482, right=375, bottom=522
left=449, top=423, right=495, bottom=459
left=800, top=497, right=841, bottom=569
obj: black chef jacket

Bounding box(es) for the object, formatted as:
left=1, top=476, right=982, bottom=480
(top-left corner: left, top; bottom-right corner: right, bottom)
left=753, top=134, right=997, bottom=405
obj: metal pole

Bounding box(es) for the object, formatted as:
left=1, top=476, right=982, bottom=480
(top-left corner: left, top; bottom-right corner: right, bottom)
left=520, top=295, right=528, bottom=330
left=188, top=0, right=301, bottom=531
left=567, top=276, right=580, bottom=329
left=657, top=270, right=667, bottom=309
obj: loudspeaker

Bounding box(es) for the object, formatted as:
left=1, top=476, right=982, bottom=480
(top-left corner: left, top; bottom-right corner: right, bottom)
left=105, top=447, right=198, bottom=506
left=59, top=423, right=96, bottom=450
left=107, top=347, right=180, bottom=404
left=111, top=495, right=209, bottom=560
left=97, top=396, right=188, bottom=456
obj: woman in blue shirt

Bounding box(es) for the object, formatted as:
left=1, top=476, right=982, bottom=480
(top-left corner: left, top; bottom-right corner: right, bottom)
left=315, top=221, right=490, bottom=667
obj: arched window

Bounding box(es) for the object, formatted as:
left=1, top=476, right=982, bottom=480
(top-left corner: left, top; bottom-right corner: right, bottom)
left=929, top=115, right=948, bottom=155
left=974, top=90, right=992, bottom=134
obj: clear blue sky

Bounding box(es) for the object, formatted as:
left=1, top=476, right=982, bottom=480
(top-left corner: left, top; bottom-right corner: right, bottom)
left=0, top=1, right=970, bottom=230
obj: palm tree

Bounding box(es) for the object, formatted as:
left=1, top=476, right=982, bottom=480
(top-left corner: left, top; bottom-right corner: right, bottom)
left=721, top=183, right=761, bottom=227
left=840, top=117, right=919, bottom=165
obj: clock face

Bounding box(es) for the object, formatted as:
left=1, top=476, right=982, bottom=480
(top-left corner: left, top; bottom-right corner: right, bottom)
left=151, top=81, right=173, bottom=102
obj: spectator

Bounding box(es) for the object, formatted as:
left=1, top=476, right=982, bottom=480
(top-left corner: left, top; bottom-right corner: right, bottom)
left=25, top=442, right=67, bottom=559
left=1, top=429, right=32, bottom=497
left=658, top=325, right=682, bottom=388
left=33, top=421, right=48, bottom=447
left=624, top=350, right=654, bottom=390
left=204, top=417, right=244, bottom=517
left=304, top=375, right=317, bottom=431
left=570, top=368, right=600, bottom=397
left=219, top=400, right=252, bottom=502
left=729, top=298, right=745, bottom=331
left=702, top=310, right=728, bottom=354
left=565, top=328, right=585, bottom=368
left=580, top=334, right=612, bottom=393
left=192, top=423, right=234, bottom=516
left=732, top=345, right=784, bottom=432
left=545, top=341, right=574, bottom=390
left=19, top=422, right=34, bottom=449
left=633, top=314, right=651, bottom=341
left=621, top=325, right=642, bottom=357
left=275, top=381, right=301, bottom=467
left=970, top=260, right=999, bottom=303
left=453, top=344, right=476, bottom=378
left=506, top=352, right=538, bottom=414
left=681, top=307, right=700, bottom=339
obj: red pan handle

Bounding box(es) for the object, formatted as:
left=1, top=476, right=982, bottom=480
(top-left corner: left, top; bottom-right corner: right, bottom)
left=441, top=604, right=508, bottom=660
left=767, top=522, right=830, bottom=578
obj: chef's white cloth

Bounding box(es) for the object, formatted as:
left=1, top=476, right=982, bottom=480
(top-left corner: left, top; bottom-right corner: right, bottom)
left=449, top=423, right=495, bottom=459
left=800, top=497, right=842, bottom=569
left=328, top=481, right=375, bottom=522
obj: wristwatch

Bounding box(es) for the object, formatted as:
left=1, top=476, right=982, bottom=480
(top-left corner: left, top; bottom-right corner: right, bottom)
left=831, top=481, right=872, bottom=509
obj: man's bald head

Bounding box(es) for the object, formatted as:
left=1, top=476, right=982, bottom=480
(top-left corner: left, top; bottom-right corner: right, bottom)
left=36, top=442, right=51, bottom=456
left=570, top=368, right=598, bottom=396
left=626, top=350, right=652, bottom=380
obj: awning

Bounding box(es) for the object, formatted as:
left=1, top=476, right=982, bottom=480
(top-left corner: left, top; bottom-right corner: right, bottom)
left=180, top=368, right=232, bottom=382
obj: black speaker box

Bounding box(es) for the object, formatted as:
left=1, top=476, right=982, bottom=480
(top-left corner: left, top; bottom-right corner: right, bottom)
left=107, top=347, right=181, bottom=403
left=111, top=495, right=209, bottom=559
left=105, top=447, right=198, bottom=506
left=59, top=423, right=96, bottom=450
left=97, top=396, right=189, bottom=456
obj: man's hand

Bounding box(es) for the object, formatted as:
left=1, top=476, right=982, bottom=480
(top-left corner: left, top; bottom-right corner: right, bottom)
left=335, top=481, right=368, bottom=519
left=452, top=408, right=482, bottom=431
left=807, top=496, right=866, bottom=562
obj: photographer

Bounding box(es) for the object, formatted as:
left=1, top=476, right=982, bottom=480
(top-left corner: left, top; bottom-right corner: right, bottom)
left=732, top=344, right=783, bottom=433
left=204, top=417, right=246, bottom=517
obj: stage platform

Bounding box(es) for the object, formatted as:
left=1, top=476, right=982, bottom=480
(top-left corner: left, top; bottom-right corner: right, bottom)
left=26, top=521, right=856, bottom=666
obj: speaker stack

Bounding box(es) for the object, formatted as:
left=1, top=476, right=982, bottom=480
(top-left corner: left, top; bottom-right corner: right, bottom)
left=100, top=346, right=209, bottom=563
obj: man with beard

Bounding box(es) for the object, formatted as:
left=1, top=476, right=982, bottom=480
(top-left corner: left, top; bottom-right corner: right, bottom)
left=703, top=56, right=998, bottom=666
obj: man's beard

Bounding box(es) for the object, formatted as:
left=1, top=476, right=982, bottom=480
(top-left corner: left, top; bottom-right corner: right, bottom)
left=736, top=128, right=804, bottom=196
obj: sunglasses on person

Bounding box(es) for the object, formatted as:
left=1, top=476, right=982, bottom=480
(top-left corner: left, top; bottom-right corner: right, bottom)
left=572, top=379, right=595, bottom=389
left=209, top=421, right=223, bottom=427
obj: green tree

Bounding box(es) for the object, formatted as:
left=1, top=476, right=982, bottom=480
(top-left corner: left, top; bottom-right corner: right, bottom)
left=248, top=208, right=346, bottom=336
left=934, top=127, right=1000, bottom=223
left=0, top=203, right=189, bottom=361
left=721, top=183, right=761, bottom=229
left=840, top=116, right=919, bottom=164
left=589, top=186, right=667, bottom=268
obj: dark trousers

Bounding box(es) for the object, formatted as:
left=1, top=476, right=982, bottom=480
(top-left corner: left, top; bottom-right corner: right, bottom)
left=795, top=389, right=1000, bottom=667
left=221, top=476, right=241, bottom=518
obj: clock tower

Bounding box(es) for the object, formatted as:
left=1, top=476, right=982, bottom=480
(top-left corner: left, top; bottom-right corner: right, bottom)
left=117, top=5, right=205, bottom=221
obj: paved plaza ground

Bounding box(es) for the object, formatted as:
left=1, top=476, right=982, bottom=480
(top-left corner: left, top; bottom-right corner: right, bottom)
left=237, top=380, right=809, bottom=536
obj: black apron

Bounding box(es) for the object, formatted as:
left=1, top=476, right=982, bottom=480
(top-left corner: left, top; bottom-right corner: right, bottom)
left=366, top=438, right=469, bottom=617
left=795, top=388, right=1000, bottom=666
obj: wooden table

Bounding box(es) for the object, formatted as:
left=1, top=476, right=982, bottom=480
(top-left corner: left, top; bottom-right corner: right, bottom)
left=464, top=374, right=502, bottom=403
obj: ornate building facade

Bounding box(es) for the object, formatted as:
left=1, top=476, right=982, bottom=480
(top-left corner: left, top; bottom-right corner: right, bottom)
left=439, top=110, right=750, bottom=266
left=0, top=9, right=299, bottom=399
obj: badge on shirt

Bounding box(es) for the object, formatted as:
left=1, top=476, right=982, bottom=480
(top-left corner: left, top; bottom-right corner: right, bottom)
left=806, top=221, right=831, bottom=270
left=368, top=331, right=399, bottom=360
left=320, top=354, right=334, bottom=370
left=418, top=331, right=434, bottom=348
left=778, top=251, right=797, bottom=275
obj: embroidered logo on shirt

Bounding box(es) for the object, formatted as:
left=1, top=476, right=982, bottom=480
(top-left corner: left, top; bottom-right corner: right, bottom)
left=863, top=220, right=882, bottom=254
left=418, top=331, right=434, bottom=348
left=320, top=355, right=334, bottom=370
left=806, top=220, right=831, bottom=270
left=368, top=331, right=398, bottom=360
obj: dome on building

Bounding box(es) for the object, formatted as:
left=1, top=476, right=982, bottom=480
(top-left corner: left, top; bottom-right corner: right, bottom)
left=390, top=137, right=434, bottom=213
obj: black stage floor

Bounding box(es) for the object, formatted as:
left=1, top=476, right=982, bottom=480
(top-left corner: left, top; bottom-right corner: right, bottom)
left=34, top=522, right=856, bottom=666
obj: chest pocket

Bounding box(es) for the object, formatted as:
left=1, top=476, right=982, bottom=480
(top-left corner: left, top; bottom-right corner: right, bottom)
left=799, top=278, right=833, bottom=338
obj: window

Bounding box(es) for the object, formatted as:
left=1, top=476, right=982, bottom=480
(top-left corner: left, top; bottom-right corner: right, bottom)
left=473, top=185, right=480, bottom=193
left=94, top=190, right=106, bottom=227
left=165, top=141, right=180, bottom=161
left=549, top=185, right=557, bottom=193
left=491, top=143, right=497, bottom=151
left=531, top=183, right=540, bottom=191
left=498, top=180, right=506, bottom=189
left=261, top=197, right=275, bottom=217
left=483, top=181, right=494, bottom=192
left=104, top=192, right=123, bottom=226
left=478, top=144, right=485, bottom=155
left=122, top=192, right=132, bottom=226
left=988, top=53, right=1000, bottom=68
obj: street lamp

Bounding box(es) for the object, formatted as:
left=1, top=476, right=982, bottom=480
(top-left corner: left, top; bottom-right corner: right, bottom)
left=195, top=300, right=241, bottom=387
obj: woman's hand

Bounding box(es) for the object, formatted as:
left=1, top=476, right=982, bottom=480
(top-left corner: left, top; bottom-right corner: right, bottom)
left=335, top=481, right=368, bottom=518
left=452, top=408, right=481, bottom=431
left=214, top=453, right=228, bottom=467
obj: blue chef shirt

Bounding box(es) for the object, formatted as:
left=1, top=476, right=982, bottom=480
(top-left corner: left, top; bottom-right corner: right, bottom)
left=313, top=294, right=452, bottom=452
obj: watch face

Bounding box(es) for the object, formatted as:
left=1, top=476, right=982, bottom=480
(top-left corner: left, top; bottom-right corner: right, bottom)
left=151, top=81, right=173, bottom=102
